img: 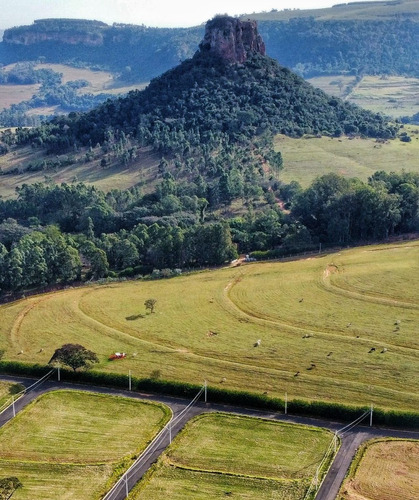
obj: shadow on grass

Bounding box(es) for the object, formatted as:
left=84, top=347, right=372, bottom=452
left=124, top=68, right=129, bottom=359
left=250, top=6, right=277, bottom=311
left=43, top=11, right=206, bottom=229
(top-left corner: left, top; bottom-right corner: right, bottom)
left=126, top=314, right=145, bottom=321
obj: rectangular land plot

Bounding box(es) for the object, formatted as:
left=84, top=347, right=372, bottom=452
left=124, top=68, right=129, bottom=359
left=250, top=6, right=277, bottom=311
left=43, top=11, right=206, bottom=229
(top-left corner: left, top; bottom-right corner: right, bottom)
left=133, top=413, right=334, bottom=499
left=339, top=439, right=419, bottom=500
left=0, top=390, right=170, bottom=499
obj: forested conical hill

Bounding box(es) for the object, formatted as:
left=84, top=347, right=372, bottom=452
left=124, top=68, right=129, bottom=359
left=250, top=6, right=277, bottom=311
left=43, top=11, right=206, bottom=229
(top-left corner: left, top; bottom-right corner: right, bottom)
left=15, top=17, right=397, bottom=178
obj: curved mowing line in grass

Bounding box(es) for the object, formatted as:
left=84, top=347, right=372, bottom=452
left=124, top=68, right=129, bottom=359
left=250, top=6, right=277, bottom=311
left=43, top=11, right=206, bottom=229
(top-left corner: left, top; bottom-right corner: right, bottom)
left=224, top=251, right=418, bottom=349
left=320, top=265, right=419, bottom=311
left=5, top=289, right=418, bottom=409
left=75, top=287, right=419, bottom=404
left=75, top=287, right=179, bottom=353
left=10, top=296, right=50, bottom=349
left=223, top=269, right=419, bottom=359
left=2, top=243, right=418, bottom=410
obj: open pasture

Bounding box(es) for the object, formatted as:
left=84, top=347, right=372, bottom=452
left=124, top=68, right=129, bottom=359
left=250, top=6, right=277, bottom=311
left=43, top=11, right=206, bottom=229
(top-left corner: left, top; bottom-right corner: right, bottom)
left=308, top=74, right=419, bottom=119
left=0, top=83, right=40, bottom=109
left=131, top=413, right=333, bottom=499
left=0, top=390, right=170, bottom=499
left=276, top=126, right=419, bottom=187
left=348, top=76, right=419, bottom=119
left=0, top=241, right=418, bottom=411
left=338, top=439, right=419, bottom=500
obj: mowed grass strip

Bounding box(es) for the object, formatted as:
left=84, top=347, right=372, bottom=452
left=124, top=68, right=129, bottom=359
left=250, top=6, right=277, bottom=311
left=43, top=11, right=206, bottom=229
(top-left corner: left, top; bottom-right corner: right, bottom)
left=338, top=439, right=419, bottom=500
left=132, top=413, right=332, bottom=499
left=0, top=242, right=418, bottom=410
left=0, top=390, right=170, bottom=499
left=131, top=466, right=306, bottom=500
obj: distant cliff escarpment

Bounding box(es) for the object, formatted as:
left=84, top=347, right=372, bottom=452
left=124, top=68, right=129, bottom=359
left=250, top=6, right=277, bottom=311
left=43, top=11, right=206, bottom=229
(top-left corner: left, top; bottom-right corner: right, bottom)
left=1, top=19, right=203, bottom=81
left=3, top=19, right=107, bottom=46
left=1, top=6, right=418, bottom=80
left=199, top=16, right=265, bottom=64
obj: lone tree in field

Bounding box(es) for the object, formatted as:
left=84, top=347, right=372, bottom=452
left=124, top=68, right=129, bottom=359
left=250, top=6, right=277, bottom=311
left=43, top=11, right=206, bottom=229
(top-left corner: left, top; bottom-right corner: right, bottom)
left=144, top=298, right=157, bottom=314
left=48, top=344, right=99, bottom=372
left=0, top=476, right=22, bottom=499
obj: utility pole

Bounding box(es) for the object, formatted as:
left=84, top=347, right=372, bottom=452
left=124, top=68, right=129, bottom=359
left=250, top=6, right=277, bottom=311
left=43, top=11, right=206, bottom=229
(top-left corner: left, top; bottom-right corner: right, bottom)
left=57, top=364, right=60, bottom=382
left=128, top=370, right=132, bottom=391
left=204, top=380, right=207, bottom=403
left=370, top=403, right=373, bottom=427
left=285, top=392, right=287, bottom=415
left=12, top=395, right=15, bottom=417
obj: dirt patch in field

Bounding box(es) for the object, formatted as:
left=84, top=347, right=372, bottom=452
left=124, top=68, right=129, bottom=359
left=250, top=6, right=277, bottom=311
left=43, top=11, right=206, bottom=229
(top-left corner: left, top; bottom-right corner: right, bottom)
left=324, top=264, right=338, bottom=278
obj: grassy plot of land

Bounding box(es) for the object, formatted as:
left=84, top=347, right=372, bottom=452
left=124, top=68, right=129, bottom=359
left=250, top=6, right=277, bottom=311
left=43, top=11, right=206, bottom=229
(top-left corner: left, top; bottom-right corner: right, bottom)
left=338, top=439, right=419, bottom=500
left=308, top=75, right=419, bottom=119
left=0, top=241, right=418, bottom=411
left=0, top=462, right=113, bottom=500
left=276, top=127, right=419, bottom=187
left=131, top=413, right=333, bottom=499
left=0, top=390, right=170, bottom=499
left=347, top=76, right=419, bottom=119
left=0, top=83, right=40, bottom=109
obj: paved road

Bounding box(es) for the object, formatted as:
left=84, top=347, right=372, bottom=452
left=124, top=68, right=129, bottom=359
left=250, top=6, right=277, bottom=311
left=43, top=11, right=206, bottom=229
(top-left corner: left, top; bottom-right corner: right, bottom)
left=1, top=375, right=418, bottom=500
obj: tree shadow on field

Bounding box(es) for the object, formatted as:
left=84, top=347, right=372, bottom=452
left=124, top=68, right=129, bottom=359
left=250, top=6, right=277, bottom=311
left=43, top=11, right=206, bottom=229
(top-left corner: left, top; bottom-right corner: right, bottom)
left=126, top=314, right=145, bottom=321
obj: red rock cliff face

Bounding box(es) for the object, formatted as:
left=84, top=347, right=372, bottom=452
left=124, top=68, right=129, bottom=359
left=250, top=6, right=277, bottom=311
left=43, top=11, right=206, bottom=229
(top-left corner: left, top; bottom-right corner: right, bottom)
left=199, top=17, right=266, bottom=64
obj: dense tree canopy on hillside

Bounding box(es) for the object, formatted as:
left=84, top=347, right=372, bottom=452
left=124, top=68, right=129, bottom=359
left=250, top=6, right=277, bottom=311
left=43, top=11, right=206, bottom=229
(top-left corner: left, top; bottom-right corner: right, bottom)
left=0, top=169, right=417, bottom=295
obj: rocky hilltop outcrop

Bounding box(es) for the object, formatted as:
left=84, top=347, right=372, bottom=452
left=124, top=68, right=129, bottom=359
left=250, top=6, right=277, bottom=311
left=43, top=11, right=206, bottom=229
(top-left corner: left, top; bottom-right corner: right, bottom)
left=199, top=16, right=265, bottom=64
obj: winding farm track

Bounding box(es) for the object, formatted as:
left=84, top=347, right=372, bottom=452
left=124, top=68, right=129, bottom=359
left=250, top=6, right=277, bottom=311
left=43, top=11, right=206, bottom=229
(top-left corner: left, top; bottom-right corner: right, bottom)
left=0, top=375, right=418, bottom=500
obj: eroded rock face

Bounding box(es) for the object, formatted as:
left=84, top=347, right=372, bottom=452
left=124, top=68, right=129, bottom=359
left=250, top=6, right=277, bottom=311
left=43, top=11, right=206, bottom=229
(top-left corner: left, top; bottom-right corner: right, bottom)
left=199, top=16, right=266, bottom=64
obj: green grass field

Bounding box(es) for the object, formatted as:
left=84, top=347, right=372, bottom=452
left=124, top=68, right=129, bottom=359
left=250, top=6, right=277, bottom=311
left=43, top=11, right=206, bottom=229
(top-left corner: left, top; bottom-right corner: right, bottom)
left=131, top=413, right=334, bottom=499
left=0, top=390, right=170, bottom=499
left=1, top=241, right=417, bottom=411
left=276, top=126, right=419, bottom=187
left=338, top=439, right=419, bottom=500
left=308, top=74, right=419, bottom=119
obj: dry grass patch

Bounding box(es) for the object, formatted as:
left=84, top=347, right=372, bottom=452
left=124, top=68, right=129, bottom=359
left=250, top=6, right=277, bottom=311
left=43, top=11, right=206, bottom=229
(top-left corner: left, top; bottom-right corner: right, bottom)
left=0, top=83, right=40, bottom=108
left=339, top=439, right=419, bottom=500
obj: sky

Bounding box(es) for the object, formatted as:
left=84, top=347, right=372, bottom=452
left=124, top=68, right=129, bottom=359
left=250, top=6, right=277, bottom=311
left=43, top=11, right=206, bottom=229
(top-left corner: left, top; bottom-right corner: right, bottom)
left=0, top=0, right=386, bottom=30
